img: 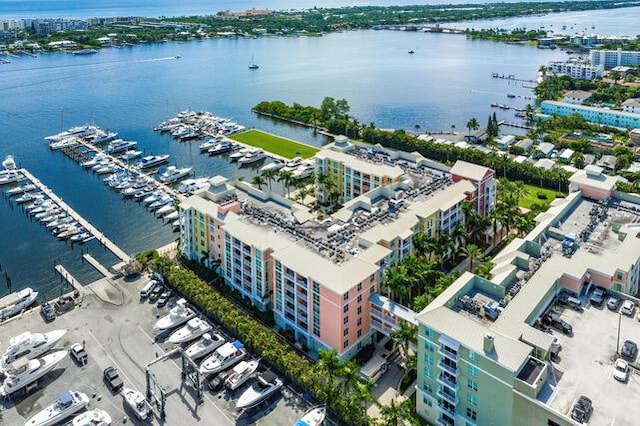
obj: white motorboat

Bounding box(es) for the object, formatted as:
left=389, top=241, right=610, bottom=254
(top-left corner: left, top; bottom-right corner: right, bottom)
left=0, top=350, right=67, bottom=396
left=92, top=131, right=118, bottom=145
left=238, top=150, right=266, bottom=165
left=106, top=140, right=137, bottom=154
left=168, top=318, right=211, bottom=344
left=281, top=156, right=303, bottom=172
left=155, top=204, right=175, bottom=217
left=1, top=329, right=67, bottom=370
left=208, top=141, right=234, bottom=155
left=159, top=166, right=192, bottom=184
left=0, top=169, right=24, bottom=185
left=6, top=183, right=36, bottom=196
left=164, top=211, right=179, bottom=221
left=148, top=194, right=173, bottom=211
left=49, top=138, right=79, bottom=150
left=16, top=192, right=43, bottom=204
left=94, top=164, right=118, bottom=175
left=0, top=287, right=38, bottom=321
left=121, top=150, right=143, bottom=161
left=142, top=190, right=164, bottom=205
left=199, top=340, right=246, bottom=376
left=199, top=140, right=217, bottom=151
left=154, top=300, right=194, bottom=331
left=122, top=388, right=152, bottom=420
left=45, top=125, right=94, bottom=142
left=176, top=177, right=210, bottom=195
left=24, top=390, right=90, bottom=426
left=229, top=148, right=252, bottom=162
left=172, top=219, right=180, bottom=231
left=137, top=154, right=170, bottom=169
left=236, top=371, right=283, bottom=410
left=260, top=161, right=284, bottom=173
left=292, top=164, right=314, bottom=180
left=70, top=232, right=90, bottom=243
left=72, top=408, right=112, bottom=426
left=294, top=405, right=327, bottom=426
left=224, top=359, right=260, bottom=391
left=185, top=333, right=225, bottom=360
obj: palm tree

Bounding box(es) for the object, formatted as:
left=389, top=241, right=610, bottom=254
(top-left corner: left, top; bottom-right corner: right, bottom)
left=277, top=170, right=294, bottom=197
left=251, top=175, right=266, bottom=190
left=384, top=264, right=411, bottom=304
left=263, top=169, right=278, bottom=191
left=412, top=233, right=437, bottom=258
left=355, top=379, right=375, bottom=420
left=524, top=104, right=535, bottom=122
left=466, top=117, right=479, bottom=135
left=378, top=399, right=403, bottom=426
left=317, top=349, right=342, bottom=407
left=391, top=322, right=417, bottom=372
left=462, top=244, right=483, bottom=272
left=450, top=124, right=456, bottom=134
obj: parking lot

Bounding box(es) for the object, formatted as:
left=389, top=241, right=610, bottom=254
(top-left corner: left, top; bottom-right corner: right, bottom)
left=0, top=275, right=310, bottom=425
left=548, top=294, right=640, bottom=426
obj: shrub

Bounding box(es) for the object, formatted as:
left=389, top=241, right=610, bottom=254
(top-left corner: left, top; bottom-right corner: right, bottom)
left=536, top=191, right=548, bottom=200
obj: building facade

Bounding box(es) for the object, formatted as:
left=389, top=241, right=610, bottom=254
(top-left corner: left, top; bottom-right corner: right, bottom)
left=449, top=161, right=496, bottom=216
left=539, top=101, right=640, bottom=129
left=590, top=49, right=640, bottom=69
left=548, top=59, right=603, bottom=80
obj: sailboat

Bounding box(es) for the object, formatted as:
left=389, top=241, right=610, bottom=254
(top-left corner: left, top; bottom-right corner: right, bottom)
left=249, top=55, right=259, bottom=70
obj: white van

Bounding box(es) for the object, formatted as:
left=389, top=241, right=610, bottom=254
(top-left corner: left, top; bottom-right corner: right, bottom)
left=360, top=354, right=388, bottom=383
left=140, top=280, right=157, bottom=299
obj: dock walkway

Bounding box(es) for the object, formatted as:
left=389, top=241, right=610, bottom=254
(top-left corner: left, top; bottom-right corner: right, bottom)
left=54, top=264, right=83, bottom=294
left=21, top=168, right=131, bottom=263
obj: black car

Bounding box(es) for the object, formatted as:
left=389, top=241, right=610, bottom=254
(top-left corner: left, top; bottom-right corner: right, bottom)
left=571, top=395, right=593, bottom=423
left=40, top=303, right=56, bottom=322
left=621, top=340, right=638, bottom=360
left=103, top=366, right=124, bottom=392
left=150, top=284, right=164, bottom=299
left=543, top=313, right=573, bottom=335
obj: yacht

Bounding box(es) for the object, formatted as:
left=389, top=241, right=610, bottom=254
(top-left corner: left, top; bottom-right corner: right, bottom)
left=185, top=333, right=225, bottom=360
left=281, top=157, right=303, bottom=172
left=260, top=161, right=284, bottom=173
left=58, top=226, right=81, bottom=240
left=155, top=204, right=176, bottom=217
left=159, top=166, right=192, bottom=184
left=0, top=350, right=67, bottom=396
left=94, top=164, right=118, bottom=175
left=137, top=154, right=170, bottom=169
left=6, top=183, right=36, bottom=196
left=0, top=287, right=38, bottom=321
left=142, top=190, right=164, bottom=205
left=199, top=140, right=217, bottom=151
left=176, top=177, right=210, bottom=195
left=208, top=141, right=234, bottom=155
left=122, top=388, right=152, bottom=420
left=16, top=192, right=43, bottom=204
left=0, top=156, right=23, bottom=185
left=292, top=163, right=314, bottom=180
left=164, top=211, right=179, bottom=221
left=121, top=150, right=143, bottom=161
left=49, top=138, right=79, bottom=150
left=148, top=194, right=173, bottom=211
left=168, top=318, right=212, bottom=344
left=82, top=154, right=107, bottom=169
left=24, top=390, right=90, bottom=426
left=171, top=126, right=189, bottom=138
left=106, top=140, right=137, bottom=154
left=224, top=359, right=260, bottom=391
left=236, top=371, right=283, bottom=409
left=45, top=125, right=94, bottom=142
left=154, top=299, right=195, bottom=330
left=70, top=232, right=90, bottom=243
left=1, top=329, right=67, bottom=370
left=229, top=148, right=252, bottom=162
left=238, top=150, right=266, bottom=165
left=92, top=131, right=118, bottom=145
left=199, top=340, right=246, bottom=376
left=172, top=220, right=181, bottom=231
left=72, top=409, right=112, bottom=426
left=295, top=405, right=327, bottom=426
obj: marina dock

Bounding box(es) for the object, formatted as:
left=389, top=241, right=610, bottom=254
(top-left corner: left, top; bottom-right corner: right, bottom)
left=54, top=264, right=83, bottom=294
left=20, top=168, right=132, bottom=263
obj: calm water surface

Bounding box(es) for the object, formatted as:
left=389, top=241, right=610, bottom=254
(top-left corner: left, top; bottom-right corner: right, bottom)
left=0, top=26, right=570, bottom=298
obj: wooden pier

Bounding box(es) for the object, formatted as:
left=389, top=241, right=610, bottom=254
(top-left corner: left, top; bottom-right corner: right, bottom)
left=82, top=253, right=113, bottom=278
left=20, top=168, right=132, bottom=263
left=54, top=264, right=83, bottom=294
left=498, top=120, right=531, bottom=130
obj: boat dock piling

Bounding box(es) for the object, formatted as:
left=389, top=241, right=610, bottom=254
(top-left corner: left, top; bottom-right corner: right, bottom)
left=21, top=168, right=132, bottom=263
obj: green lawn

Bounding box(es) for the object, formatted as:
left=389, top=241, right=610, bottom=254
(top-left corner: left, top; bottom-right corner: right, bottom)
left=229, top=129, right=318, bottom=159
left=519, top=184, right=565, bottom=210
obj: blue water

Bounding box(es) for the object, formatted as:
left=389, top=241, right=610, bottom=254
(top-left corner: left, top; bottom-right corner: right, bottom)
left=1, top=2, right=633, bottom=298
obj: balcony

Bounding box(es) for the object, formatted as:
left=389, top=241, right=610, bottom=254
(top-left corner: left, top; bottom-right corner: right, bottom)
left=436, top=402, right=457, bottom=420
left=437, top=387, right=458, bottom=406
left=437, top=415, right=455, bottom=426
left=437, top=373, right=457, bottom=391
left=437, top=360, right=459, bottom=376
left=438, top=345, right=459, bottom=362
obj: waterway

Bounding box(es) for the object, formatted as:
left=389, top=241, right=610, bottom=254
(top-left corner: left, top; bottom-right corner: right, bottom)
left=0, top=5, right=632, bottom=297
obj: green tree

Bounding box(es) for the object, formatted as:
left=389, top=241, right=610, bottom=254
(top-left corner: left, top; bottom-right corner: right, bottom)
left=277, top=169, right=294, bottom=197
left=391, top=322, right=417, bottom=372
left=251, top=174, right=266, bottom=190
left=462, top=243, right=483, bottom=272
left=466, top=117, right=480, bottom=135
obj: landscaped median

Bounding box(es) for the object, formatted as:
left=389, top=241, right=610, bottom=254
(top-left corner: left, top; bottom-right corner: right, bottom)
left=229, top=129, right=319, bottom=159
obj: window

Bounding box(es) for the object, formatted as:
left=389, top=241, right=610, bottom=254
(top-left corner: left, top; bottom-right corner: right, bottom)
left=424, top=368, right=434, bottom=379
left=357, top=306, right=362, bottom=315
left=547, top=421, right=561, bottom=426
left=467, top=379, right=478, bottom=391
left=343, top=328, right=349, bottom=336
left=343, top=292, right=349, bottom=301
left=467, top=365, right=479, bottom=377
left=423, top=395, right=432, bottom=407
left=357, top=294, right=362, bottom=303
left=469, top=351, right=479, bottom=364
left=466, top=408, right=477, bottom=421
left=370, top=274, right=375, bottom=282
left=357, top=318, right=362, bottom=326
left=343, top=316, right=349, bottom=325
left=425, top=328, right=435, bottom=338
left=357, top=283, right=362, bottom=292
left=424, top=354, right=434, bottom=366
left=343, top=304, right=349, bottom=313
left=370, top=286, right=374, bottom=294
left=343, top=340, right=349, bottom=349
left=357, top=329, right=362, bottom=338
left=466, top=394, right=478, bottom=407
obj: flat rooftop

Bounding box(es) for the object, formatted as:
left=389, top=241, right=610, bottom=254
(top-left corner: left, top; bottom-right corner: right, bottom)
left=0, top=275, right=310, bottom=426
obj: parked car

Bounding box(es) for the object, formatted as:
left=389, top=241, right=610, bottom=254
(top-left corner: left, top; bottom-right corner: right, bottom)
left=103, top=366, right=124, bottom=392
left=40, top=302, right=56, bottom=322
left=157, top=290, right=172, bottom=308
left=151, top=284, right=164, bottom=299
left=590, top=288, right=606, bottom=306
left=621, top=340, right=638, bottom=360
left=558, top=293, right=582, bottom=310
left=607, top=296, right=621, bottom=311
left=613, top=358, right=629, bottom=382
left=69, top=343, right=88, bottom=365
left=621, top=300, right=635, bottom=317
left=543, top=313, right=573, bottom=335
left=570, top=395, right=593, bottom=424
